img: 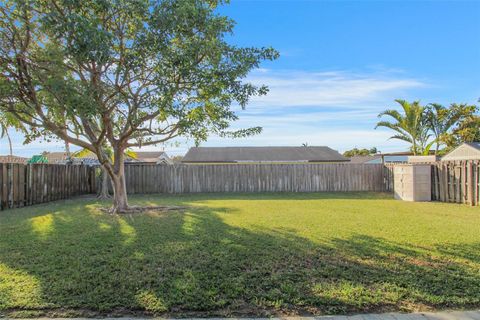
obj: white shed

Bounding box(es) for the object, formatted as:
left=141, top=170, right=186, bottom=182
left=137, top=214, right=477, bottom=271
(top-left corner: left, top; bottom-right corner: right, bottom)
left=441, top=142, right=480, bottom=161
left=394, top=164, right=431, bottom=202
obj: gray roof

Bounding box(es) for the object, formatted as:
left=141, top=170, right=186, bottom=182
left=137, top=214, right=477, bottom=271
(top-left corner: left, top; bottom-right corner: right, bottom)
left=466, top=142, right=480, bottom=150
left=182, top=146, right=348, bottom=163
left=348, top=155, right=381, bottom=164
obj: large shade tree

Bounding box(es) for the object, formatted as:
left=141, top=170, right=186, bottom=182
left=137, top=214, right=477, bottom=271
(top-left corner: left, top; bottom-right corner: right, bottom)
left=0, top=0, right=278, bottom=212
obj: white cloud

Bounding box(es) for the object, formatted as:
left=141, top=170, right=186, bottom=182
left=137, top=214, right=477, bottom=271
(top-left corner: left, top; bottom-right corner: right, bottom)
left=200, top=128, right=410, bottom=154
left=247, top=69, right=426, bottom=108
left=4, top=68, right=425, bottom=157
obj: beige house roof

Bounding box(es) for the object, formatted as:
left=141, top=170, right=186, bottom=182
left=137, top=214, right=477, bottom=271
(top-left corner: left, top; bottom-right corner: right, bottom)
left=134, top=151, right=167, bottom=162
left=442, top=142, right=480, bottom=161
left=0, top=155, right=29, bottom=164
left=124, top=151, right=172, bottom=164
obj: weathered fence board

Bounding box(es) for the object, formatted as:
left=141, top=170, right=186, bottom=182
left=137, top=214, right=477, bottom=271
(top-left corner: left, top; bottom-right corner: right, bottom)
left=383, top=163, right=395, bottom=192
left=121, top=163, right=387, bottom=194
left=0, top=164, right=96, bottom=211
left=430, top=160, right=480, bottom=205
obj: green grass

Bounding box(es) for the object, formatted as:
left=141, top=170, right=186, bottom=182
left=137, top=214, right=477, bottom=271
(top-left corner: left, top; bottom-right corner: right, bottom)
left=0, top=192, right=479, bottom=317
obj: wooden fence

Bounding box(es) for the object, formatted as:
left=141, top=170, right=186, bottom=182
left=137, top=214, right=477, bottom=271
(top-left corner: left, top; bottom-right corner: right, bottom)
left=383, top=163, right=396, bottom=192
left=0, top=163, right=96, bottom=210
left=431, top=160, right=480, bottom=205
left=2, top=161, right=479, bottom=211
left=122, top=163, right=387, bottom=194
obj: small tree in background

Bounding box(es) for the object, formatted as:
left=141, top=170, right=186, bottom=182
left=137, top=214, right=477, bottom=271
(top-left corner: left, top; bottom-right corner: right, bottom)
left=445, top=105, right=480, bottom=151
left=425, top=103, right=477, bottom=155
left=343, top=147, right=379, bottom=158
left=0, top=0, right=278, bottom=212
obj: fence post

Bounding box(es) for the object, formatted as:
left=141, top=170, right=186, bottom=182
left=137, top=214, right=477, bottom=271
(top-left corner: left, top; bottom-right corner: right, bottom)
left=467, top=161, right=474, bottom=206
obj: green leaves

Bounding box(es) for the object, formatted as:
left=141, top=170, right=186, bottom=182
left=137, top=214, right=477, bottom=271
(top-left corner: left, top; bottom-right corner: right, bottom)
left=0, top=0, right=278, bottom=152
left=376, top=100, right=427, bottom=155
left=377, top=100, right=479, bottom=155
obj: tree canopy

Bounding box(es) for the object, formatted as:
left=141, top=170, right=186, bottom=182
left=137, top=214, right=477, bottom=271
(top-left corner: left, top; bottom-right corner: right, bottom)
left=0, top=0, right=278, bottom=212
left=343, top=147, right=378, bottom=158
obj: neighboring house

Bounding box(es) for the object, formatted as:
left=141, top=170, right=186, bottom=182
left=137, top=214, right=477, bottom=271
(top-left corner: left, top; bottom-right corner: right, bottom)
left=129, top=151, right=173, bottom=165
left=44, top=150, right=173, bottom=165
left=181, top=146, right=348, bottom=164
left=441, top=142, right=480, bottom=161
left=349, top=155, right=382, bottom=164
left=407, top=155, right=439, bottom=163
left=0, top=155, right=29, bottom=164
left=43, top=152, right=99, bottom=165
left=28, top=155, right=48, bottom=164
left=43, top=152, right=70, bottom=164
left=349, top=152, right=410, bottom=164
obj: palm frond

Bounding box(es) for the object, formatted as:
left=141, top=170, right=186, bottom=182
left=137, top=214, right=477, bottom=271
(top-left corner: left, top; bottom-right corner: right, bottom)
left=377, top=109, right=402, bottom=122
left=423, top=140, right=436, bottom=155
left=72, top=148, right=92, bottom=158
left=388, top=134, right=413, bottom=143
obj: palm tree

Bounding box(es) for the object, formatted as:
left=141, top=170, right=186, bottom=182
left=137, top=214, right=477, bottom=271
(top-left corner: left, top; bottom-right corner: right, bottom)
left=375, top=100, right=430, bottom=155
left=425, top=103, right=465, bottom=155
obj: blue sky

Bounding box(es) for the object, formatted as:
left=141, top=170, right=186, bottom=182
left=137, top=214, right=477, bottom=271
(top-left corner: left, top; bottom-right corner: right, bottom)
left=3, top=0, right=480, bottom=156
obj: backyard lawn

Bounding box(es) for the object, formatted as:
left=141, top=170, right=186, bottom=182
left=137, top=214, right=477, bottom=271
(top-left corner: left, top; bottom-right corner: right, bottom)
left=0, top=192, right=479, bottom=318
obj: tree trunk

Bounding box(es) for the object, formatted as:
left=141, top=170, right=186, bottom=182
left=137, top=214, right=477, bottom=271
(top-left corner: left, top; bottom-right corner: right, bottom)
left=108, top=149, right=129, bottom=213
left=111, top=173, right=129, bottom=213
left=97, top=167, right=111, bottom=199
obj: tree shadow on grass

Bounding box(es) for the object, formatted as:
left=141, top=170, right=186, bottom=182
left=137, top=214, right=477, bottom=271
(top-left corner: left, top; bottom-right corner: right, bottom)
left=0, top=197, right=479, bottom=317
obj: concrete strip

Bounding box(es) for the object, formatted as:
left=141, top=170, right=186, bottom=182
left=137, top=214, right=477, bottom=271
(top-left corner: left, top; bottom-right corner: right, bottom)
left=8, top=311, right=480, bottom=320
left=421, top=311, right=480, bottom=320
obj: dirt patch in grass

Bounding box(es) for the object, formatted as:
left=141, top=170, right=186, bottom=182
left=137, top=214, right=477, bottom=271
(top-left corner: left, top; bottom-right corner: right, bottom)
left=99, top=205, right=188, bottom=215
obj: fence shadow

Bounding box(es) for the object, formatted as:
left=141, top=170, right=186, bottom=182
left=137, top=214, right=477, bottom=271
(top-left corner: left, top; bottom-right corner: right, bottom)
left=0, top=197, right=479, bottom=317
left=124, top=191, right=394, bottom=202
